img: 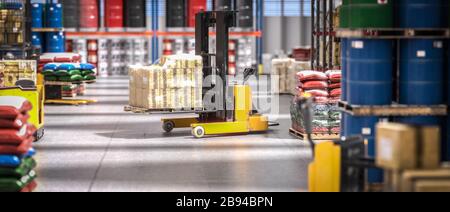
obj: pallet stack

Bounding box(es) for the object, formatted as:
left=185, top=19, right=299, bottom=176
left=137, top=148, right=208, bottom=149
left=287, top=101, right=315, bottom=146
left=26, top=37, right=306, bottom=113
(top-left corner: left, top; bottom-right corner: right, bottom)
left=0, top=97, right=38, bottom=192
left=290, top=69, right=341, bottom=136
left=376, top=122, right=450, bottom=192
left=128, top=54, right=203, bottom=110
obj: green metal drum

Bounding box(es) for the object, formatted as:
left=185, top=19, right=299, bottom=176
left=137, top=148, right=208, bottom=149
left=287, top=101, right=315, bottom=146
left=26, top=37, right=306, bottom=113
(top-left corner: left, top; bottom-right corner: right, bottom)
left=340, top=0, right=394, bottom=28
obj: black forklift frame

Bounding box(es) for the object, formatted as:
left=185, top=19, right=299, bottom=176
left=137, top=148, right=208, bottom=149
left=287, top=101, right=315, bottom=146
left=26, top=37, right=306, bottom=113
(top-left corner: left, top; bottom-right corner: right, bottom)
left=195, top=10, right=237, bottom=122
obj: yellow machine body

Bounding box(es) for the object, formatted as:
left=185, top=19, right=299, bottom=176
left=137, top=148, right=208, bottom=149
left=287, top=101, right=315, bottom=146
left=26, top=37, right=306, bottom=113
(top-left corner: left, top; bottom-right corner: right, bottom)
left=308, top=141, right=341, bottom=192
left=0, top=86, right=45, bottom=139
left=162, top=84, right=269, bottom=138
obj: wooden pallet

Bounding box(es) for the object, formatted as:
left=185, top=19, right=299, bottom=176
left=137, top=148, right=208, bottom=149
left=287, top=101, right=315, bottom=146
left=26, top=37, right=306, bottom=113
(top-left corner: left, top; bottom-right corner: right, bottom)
left=337, top=28, right=450, bottom=39
left=338, top=101, right=447, bottom=116
left=289, top=128, right=340, bottom=141
left=124, top=105, right=208, bottom=114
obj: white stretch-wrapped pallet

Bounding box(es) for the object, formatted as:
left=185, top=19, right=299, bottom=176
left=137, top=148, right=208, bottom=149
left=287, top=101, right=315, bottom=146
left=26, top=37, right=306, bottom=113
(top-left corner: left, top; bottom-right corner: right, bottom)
left=128, top=55, right=203, bottom=110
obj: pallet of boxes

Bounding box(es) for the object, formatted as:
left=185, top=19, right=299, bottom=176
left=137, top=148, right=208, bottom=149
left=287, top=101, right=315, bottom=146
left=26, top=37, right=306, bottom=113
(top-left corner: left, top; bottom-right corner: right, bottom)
left=0, top=60, right=36, bottom=87
left=290, top=70, right=342, bottom=140
left=376, top=122, right=450, bottom=192
left=272, top=58, right=311, bottom=95
left=128, top=55, right=203, bottom=112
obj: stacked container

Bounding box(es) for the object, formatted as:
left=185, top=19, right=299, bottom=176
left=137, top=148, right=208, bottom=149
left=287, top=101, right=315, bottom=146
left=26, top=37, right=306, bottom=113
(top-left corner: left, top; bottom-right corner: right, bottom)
left=79, top=0, right=99, bottom=29
left=237, top=0, right=253, bottom=28
left=124, top=0, right=146, bottom=28
left=166, top=0, right=187, bottom=27
left=340, top=0, right=395, bottom=184
left=105, top=0, right=124, bottom=28
left=188, top=0, right=206, bottom=28
left=60, top=0, right=79, bottom=29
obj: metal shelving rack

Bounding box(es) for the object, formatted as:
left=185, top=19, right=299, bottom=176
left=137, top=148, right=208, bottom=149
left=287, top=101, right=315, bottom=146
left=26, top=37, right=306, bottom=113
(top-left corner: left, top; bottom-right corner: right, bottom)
left=154, top=0, right=264, bottom=65
left=311, top=0, right=334, bottom=70
left=0, top=0, right=34, bottom=59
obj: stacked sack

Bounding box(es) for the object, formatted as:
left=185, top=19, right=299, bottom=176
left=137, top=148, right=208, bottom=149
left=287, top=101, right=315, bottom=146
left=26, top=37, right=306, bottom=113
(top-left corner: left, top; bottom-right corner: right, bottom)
left=129, top=54, right=203, bottom=110
left=42, top=63, right=97, bottom=82
left=290, top=70, right=342, bottom=134
left=0, top=96, right=38, bottom=192
left=326, top=70, right=342, bottom=104
left=38, top=53, right=82, bottom=74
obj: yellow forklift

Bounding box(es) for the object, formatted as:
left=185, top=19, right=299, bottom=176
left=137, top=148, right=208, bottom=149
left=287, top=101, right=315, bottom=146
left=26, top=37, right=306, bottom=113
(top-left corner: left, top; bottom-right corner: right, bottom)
left=161, top=10, right=271, bottom=138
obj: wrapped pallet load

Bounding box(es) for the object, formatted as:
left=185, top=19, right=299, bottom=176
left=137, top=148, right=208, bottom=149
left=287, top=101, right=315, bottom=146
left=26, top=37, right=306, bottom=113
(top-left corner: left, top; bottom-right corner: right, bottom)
left=128, top=55, right=203, bottom=110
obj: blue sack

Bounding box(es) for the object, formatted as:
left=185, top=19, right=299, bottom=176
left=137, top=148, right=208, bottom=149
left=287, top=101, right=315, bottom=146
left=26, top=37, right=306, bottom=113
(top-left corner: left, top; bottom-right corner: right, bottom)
left=0, top=155, right=21, bottom=167
left=80, top=63, right=96, bottom=70
left=23, top=148, right=36, bottom=158
left=43, top=63, right=59, bottom=70
left=58, top=63, right=77, bottom=71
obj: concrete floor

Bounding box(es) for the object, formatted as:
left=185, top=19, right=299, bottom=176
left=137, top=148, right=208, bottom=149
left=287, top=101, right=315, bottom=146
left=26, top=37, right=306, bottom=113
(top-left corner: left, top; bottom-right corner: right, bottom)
left=34, top=76, right=312, bottom=192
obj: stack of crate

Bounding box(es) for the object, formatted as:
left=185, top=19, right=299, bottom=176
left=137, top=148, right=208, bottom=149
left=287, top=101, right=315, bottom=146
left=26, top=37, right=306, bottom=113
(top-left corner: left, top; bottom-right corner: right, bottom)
left=376, top=122, right=450, bottom=192
left=129, top=55, right=203, bottom=110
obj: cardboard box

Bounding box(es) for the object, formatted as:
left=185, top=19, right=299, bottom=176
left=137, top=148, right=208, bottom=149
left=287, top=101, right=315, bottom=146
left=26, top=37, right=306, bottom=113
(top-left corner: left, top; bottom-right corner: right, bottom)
left=0, top=60, right=37, bottom=87
left=401, top=169, right=450, bottom=192
left=135, top=88, right=144, bottom=108
left=384, top=170, right=403, bottom=192
left=419, top=127, right=441, bottom=169
left=415, top=180, right=450, bottom=192
left=376, top=123, right=418, bottom=170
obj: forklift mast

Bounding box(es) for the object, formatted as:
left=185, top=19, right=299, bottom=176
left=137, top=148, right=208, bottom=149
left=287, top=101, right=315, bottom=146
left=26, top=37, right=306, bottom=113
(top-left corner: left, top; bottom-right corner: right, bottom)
left=195, top=10, right=237, bottom=121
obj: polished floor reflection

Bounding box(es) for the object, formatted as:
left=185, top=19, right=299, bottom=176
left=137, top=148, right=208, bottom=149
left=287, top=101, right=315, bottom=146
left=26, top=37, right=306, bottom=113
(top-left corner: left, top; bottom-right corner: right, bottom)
left=34, top=76, right=312, bottom=192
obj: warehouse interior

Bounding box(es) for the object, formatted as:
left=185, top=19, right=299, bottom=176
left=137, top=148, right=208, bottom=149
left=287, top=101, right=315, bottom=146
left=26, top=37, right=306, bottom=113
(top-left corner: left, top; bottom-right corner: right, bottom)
left=0, top=0, right=449, bottom=193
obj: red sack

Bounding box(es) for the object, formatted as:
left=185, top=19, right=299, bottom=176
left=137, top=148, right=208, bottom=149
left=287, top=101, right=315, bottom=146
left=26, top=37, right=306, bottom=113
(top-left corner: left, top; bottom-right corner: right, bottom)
left=314, top=96, right=329, bottom=104
left=330, top=127, right=340, bottom=134
left=312, top=127, right=329, bottom=134
left=304, top=89, right=329, bottom=97
left=0, top=137, right=33, bottom=155
left=302, top=81, right=329, bottom=90
left=330, top=88, right=342, bottom=97
left=0, top=114, right=29, bottom=129
left=0, top=124, right=36, bottom=145
left=329, top=82, right=341, bottom=89
left=297, top=71, right=327, bottom=82
left=327, top=70, right=342, bottom=83
left=20, top=180, right=38, bottom=193
left=0, top=97, right=33, bottom=118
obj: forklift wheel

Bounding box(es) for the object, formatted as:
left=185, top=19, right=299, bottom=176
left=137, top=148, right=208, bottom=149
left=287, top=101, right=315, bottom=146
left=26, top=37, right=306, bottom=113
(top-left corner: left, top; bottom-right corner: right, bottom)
left=163, top=121, right=175, bottom=133
left=192, top=126, right=205, bottom=139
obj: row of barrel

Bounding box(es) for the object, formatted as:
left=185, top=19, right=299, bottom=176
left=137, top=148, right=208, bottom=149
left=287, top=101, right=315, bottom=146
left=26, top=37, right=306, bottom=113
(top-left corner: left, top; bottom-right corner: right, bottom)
left=58, top=0, right=146, bottom=29
left=167, top=0, right=253, bottom=28
left=340, top=0, right=450, bottom=184
left=30, top=3, right=65, bottom=53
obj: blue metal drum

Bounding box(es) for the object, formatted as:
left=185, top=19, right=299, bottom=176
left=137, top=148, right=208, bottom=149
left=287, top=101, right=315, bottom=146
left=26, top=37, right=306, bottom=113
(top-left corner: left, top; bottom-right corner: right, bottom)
left=31, top=3, right=44, bottom=28
left=46, top=3, right=63, bottom=28
left=347, top=39, right=394, bottom=105
left=398, top=0, right=443, bottom=28
left=340, top=39, right=348, bottom=135
left=399, top=39, right=445, bottom=105
left=45, top=32, right=65, bottom=53
left=31, top=32, right=44, bottom=52
left=343, top=115, right=383, bottom=183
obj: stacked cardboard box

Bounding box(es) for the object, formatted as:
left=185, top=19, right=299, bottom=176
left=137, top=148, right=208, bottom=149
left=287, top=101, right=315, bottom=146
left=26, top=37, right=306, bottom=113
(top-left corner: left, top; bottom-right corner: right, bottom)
left=272, top=59, right=311, bottom=95
left=0, top=9, right=23, bottom=46
left=376, top=123, right=449, bottom=192
left=129, top=55, right=203, bottom=110
left=0, top=60, right=37, bottom=88
left=0, top=96, right=38, bottom=192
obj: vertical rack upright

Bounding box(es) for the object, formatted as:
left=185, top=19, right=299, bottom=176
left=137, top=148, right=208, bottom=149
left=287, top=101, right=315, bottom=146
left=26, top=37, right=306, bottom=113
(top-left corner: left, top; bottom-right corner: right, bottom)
left=311, top=0, right=334, bottom=70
